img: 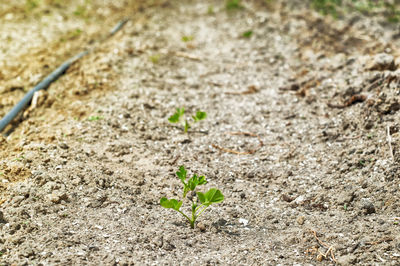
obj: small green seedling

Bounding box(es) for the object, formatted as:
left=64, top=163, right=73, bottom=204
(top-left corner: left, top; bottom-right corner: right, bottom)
left=168, top=107, right=207, bottom=133
left=88, top=115, right=103, bottom=121
left=181, top=35, right=194, bottom=42
left=25, top=0, right=39, bottom=11
left=13, top=155, right=25, bottom=162
left=311, top=0, right=342, bottom=18
left=149, top=54, right=160, bottom=64
left=207, top=5, right=214, bottom=14
left=242, top=30, right=253, bottom=38
left=160, top=166, right=224, bottom=229
left=226, top=0, right=242, bottom=10
left=73, top=5, right=87, bottom=17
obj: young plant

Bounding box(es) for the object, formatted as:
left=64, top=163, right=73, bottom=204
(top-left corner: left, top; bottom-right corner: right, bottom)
left=168, top=107, right=207, bottom=133
left=160, top=166, right=224, bottom=229
left=181, top=35, right=194, bottom=42
left=226, top=0, right=242, bottom=10
left=242, top=30, right=253, bottom=38
left=25, top=0, right=39, bottom=12
left=88, top=115, right=103, bottom=121
left=311, top=0, right=342, bottom=18
left=149, top=54, right=160, bottom=64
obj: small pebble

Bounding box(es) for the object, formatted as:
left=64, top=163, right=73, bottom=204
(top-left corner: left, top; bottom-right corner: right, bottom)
left=59, top=142, right=69, bottom=149
left=367, top=53, right=396, bottom=71
left=197, top=222, right=206, bottom=232
left=296, top=216, right=305, bottom=225
left=239, top=218, right=248, bottom=226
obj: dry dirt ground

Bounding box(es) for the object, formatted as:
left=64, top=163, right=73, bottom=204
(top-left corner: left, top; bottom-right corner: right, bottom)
left=1, top=0, right=400, bottom=264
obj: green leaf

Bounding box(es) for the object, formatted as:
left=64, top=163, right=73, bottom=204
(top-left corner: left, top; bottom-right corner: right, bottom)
left=184, top=120, right=191, bottom=133
left=197, top=192, right=206, bottom=204
left=188, top=175, right=207, bottom=191
left=188, top=175, right=198, bottom=191
left=168, top=108, right=185, bottom=123
left=198, top=176, right=207, bottom=185
left=192, top=202, right=197, bottom=212
left=160, top=198, right=182, bottom=211
left=187, top=174, right=207, bottom=191
left=176, top=166, right=187, bottom=182
left=193, top=111, right=207, bottom=122
left=197, top=188, right=224, bottom=206
left=168, top=113, right=180, bottom=123
left=183, top=187, right=190, bottom=198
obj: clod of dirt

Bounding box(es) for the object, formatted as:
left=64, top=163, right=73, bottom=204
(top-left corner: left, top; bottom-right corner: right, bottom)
left=337, top=191, right=355, bottom=205
left=361, top=200, right=376, bottom=215
left=281, top=194, right=295, bottom=202
left=58, top=142, right=69, bottom=150
left=47, top=192, right=68, bottom=204
left=0, top=210, right=7, bottom=223
left=197, top=222, right=206, bottom=232
left=366, top=53, right=396, bottom=71
left=0, top=135, right=6, bottom=148
left=336, top=254, right=357, bottom=265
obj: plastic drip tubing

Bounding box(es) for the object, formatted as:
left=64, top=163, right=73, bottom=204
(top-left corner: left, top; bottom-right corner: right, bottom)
left=0, top=18, right=128, bottom=133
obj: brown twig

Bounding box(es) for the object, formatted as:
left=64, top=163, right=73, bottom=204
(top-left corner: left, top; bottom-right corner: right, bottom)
left=225, top=85, right=258, bottom=95
left=212, top=131, right=263, bottom=155
left=328, top=94, right=367, bottom=109
left=335, top=135, right=362, bottom=142
left=366, top=237, right=393, bottom=246
left=387, top=125, right=394, bottom=161
left=309, top=229, right=337, bottom=263
left=170, top=154, right=180, bottom=165
left=174, top=51, right=201, bottom=61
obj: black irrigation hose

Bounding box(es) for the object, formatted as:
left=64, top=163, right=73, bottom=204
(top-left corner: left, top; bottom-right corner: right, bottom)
left=109, top=18, right=128, bottom=36
left=0, top=51, right=87, bottom=133
left=0, top=18, right=128, bottom=134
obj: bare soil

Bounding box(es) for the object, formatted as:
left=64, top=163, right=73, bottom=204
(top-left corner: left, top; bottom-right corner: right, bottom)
left=1, top=0, right=400, bottom=264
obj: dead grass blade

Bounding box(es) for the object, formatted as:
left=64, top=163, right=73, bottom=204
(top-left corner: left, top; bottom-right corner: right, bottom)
left=308, top=229, right=337, bottom=263
left=212, top=131, right=263, bottom=155
left=225, top=85, right=258, bottom=95
left=387, top=125, right=394, bottom=161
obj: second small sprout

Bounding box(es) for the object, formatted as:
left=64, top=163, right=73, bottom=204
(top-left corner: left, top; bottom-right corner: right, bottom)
left=168, top=107, right=207, bottom=133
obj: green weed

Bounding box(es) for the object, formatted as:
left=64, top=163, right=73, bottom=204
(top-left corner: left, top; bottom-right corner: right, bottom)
left=149, top=54, right=160, bottom=64
left=13, top=155, right=25, bottom=162
left=226, top=0, right=242, bottom=10
left=311, top=0, right=400, bottom=23
left=208, top=5, right=215, bottom=14
left=311, top=0, right=342, bottom=18
left=182, top=35, right=194, bottom=42
left=242, top=30, right=253, bottom=38
left=74, top=5, right=87, bottom=17
left=25, top=0, right=40, bottom=11
left=358, top=159, right=366, bottom=167
left=88, top=116, right=103, bottom=121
